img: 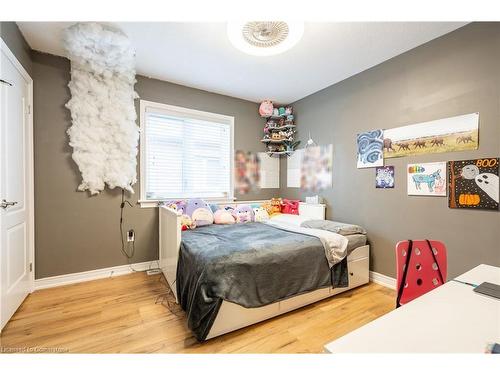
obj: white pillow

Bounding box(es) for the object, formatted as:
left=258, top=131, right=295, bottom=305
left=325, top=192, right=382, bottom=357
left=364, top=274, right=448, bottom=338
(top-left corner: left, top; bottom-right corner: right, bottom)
left=267, top=214, right=308, bottom=227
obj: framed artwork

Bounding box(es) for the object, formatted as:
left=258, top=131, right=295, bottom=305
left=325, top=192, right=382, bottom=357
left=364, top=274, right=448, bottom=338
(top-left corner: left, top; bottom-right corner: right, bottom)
left=384, top=113, right=479, bottom=158
left=356, top=129, right=384, bottom=168
left=448, top=158, right=499, bottom=210
left=235, top=150, right=260, bottom=194
left=300, top=145, right=333, bottom=192
left=375, top=166, right=395, bottom=189
left=407, top=162, right=446, bottom=196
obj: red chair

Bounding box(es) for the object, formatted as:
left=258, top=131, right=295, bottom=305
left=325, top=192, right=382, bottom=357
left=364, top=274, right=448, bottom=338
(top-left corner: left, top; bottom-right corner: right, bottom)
left=395, top=240, right=447, bottom=307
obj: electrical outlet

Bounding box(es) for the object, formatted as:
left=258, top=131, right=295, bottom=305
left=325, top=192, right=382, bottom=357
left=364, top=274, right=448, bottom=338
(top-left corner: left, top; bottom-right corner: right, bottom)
left=127, top=229, right=135, bottom=242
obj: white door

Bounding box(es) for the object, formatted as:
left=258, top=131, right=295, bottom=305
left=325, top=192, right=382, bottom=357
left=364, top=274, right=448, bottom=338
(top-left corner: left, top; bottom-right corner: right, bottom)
left=0, top=42, right=33, bottom=332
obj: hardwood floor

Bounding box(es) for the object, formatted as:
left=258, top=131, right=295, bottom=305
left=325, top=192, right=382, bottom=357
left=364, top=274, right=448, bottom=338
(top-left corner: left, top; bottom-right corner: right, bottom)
left=0, top=272, right=395, bottom=353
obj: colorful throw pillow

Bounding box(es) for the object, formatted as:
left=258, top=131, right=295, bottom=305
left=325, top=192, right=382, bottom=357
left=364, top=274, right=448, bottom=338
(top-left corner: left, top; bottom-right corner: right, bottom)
left=233, top=204, right=254, bottom=223
left=253, top=207, right=270, bottom=222
left=267, top=197, right=283, bottom=216
left=185, top=199, right=214, bottom=227
left=282, top=199, right=300, bottom=215
left=213, top=209, right=236, bottom=225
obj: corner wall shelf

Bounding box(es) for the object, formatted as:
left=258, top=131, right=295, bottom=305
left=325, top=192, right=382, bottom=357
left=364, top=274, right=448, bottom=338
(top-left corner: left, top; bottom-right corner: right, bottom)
left=266, top=151, right=294, bottom=157
left=260, top=103, right=298, bottom=156
left=261, top=139, right=293, bottom=144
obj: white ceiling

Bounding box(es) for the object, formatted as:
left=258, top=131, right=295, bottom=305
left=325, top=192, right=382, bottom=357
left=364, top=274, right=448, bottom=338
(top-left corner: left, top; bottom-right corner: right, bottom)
left=17, top=22, right=466, bottom=103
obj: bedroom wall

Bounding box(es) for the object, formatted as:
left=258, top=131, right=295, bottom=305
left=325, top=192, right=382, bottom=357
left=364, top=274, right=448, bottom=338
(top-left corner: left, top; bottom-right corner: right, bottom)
left=0, top=22, right=33, bottom=76
left=280, top=22, right=500, bottom=279
left=32, top=51, right=276, bottom=279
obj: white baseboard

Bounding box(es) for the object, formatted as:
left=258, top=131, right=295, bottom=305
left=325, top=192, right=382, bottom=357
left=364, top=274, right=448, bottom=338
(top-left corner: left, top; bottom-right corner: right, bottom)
left=35, top=262, right=395, bottom=292
left=369, top=271, right=396, bottom=290
left=34, top=260, right=160, bottom=290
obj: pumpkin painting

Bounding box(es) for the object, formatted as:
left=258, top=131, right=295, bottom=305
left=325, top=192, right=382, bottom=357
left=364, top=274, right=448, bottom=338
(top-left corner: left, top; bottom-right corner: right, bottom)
left=448, top=158, right=499, bottom=210
left=458, top=193, right=480, bottom=206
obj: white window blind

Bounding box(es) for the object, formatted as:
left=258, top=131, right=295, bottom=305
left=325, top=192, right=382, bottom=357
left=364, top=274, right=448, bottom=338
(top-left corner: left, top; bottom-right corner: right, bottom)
left=142, top=103, right=233, bottom=201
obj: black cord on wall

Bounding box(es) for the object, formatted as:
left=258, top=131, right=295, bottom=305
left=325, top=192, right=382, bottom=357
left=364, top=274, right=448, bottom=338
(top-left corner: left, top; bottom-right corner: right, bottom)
left=120, top=189, right=135, bottom=259
left=118, top=189, right=162, bottom=274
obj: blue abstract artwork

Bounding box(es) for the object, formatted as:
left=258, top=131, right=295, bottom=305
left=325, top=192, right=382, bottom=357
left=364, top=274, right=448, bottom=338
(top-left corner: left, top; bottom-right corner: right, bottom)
left=357, top=129, right=384, bottom=168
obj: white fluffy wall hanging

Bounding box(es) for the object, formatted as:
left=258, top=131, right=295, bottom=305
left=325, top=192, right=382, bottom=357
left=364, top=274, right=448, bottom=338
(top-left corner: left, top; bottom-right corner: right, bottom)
left=64, top=22, right=139, bottom=194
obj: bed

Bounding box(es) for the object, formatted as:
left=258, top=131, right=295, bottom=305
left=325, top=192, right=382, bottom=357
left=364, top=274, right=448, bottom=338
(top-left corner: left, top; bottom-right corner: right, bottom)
left=159, top=201, right=369, bottom=341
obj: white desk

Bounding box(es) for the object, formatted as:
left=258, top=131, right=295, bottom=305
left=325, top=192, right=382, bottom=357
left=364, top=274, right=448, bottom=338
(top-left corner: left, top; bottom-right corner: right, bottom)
left=324, top=264, right=500, bottom=353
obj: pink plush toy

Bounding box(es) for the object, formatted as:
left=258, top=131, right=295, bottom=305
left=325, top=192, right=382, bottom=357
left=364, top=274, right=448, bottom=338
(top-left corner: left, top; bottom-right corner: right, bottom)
left=259, top=100, right=274, bottom=117
left=213, top=209, right=236, bottom=225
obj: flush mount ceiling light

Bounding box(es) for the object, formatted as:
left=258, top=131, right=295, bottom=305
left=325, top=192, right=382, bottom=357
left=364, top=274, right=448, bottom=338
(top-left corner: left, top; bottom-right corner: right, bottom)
left=227, top=21, right=304, bottom=56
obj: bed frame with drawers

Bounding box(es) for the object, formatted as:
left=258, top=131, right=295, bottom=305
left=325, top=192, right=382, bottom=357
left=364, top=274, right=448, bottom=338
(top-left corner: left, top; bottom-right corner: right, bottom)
left=159, top=201, right=370, bottom=339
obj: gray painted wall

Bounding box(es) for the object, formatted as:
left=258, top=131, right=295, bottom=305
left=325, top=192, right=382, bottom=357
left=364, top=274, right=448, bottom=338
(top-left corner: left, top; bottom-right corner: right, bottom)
left=280, top=23, right=500, bottom=278
left=32, top=51, right=278, bottom=278
left=6, top=22, right=500, bottom=280
left=0, top=22, right=32, bottom=76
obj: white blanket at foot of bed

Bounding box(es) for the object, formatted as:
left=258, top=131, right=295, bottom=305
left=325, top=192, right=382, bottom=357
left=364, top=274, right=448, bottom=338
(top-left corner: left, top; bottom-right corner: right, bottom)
left=264, top=221, right=349, bottom=268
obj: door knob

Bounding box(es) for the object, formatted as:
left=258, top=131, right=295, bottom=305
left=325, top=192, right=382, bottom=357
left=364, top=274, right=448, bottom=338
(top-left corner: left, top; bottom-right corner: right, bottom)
left=1, top=199, right=18, bottom=209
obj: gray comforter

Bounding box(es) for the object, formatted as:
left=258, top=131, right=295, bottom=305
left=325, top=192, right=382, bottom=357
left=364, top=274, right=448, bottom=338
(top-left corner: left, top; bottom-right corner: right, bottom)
left=177, top=222, right=348, bottom=341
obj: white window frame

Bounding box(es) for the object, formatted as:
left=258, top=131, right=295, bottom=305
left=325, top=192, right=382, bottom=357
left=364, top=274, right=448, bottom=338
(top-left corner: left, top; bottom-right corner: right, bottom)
left=139, top=100, right=235, bottom=208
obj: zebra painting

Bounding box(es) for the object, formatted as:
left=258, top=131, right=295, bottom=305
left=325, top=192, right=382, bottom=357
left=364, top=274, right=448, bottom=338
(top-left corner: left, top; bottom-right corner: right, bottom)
left=412, top=170, right=442, bottom=192
left=407, top=162, right=447, bottom=196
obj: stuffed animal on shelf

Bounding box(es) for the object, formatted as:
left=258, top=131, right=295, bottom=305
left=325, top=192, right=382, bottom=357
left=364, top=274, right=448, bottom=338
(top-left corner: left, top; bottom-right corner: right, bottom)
left=278, top=130, right=294, bottom=141
left=266, top=119, right=278, bottom=128
left=233, top=204, right=254, bottom=223
left=185, top=198, right=214, bottom=227
left=180, top=214, right=196, bottom=231
left=285, top=106, right=293, bottom=115
left=271, top=132, right=281, bottom=140
left=213, top=209, right=236, bottom=225
left=259, top=100, right=274, bottom=117
left=253, top=206, right=270, bottom=222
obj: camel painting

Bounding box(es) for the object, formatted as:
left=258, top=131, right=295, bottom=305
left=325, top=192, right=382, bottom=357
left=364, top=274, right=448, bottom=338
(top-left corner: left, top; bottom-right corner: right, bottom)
left=397, top=142, right=411, bottom=151
left=413, top=140, right=427, bottom=148
left=383, top=138, right=395, bottom=152
left=456, top=135, right=474, bottom=144
left=383, top=113, right=479, bottom=158
left=430, top=137, right=445, bottom=147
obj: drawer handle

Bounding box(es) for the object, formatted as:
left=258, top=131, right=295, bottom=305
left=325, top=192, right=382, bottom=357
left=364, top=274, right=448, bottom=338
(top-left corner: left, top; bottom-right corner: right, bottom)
left=349, top=272, right=354, bottom=276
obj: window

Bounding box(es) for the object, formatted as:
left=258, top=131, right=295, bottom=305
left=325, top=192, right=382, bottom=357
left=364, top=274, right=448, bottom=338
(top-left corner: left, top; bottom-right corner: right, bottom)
left=140, top=101, right=234, bottom=205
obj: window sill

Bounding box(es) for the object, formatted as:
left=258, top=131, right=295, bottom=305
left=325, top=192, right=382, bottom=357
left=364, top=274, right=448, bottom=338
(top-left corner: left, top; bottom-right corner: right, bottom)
left=138, top=197, right=236, bottom=208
